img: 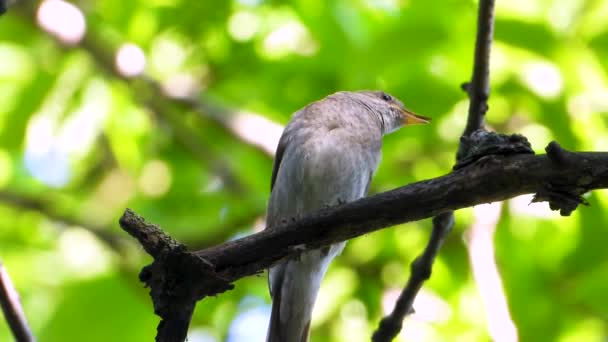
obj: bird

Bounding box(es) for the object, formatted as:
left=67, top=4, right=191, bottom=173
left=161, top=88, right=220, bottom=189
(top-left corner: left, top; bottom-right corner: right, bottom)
left=265, top=90, right=430, bottom=342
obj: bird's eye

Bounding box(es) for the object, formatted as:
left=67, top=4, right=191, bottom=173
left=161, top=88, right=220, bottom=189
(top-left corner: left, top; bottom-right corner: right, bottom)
left=381, top=93, right=392, bottom=102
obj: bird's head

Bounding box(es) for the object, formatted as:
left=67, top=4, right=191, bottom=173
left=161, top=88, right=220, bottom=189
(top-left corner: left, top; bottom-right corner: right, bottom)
left=347, top=90, right=431, bottom=134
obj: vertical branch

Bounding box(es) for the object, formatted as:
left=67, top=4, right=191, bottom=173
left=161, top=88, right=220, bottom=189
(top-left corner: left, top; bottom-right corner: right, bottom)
left=0, top=260, right=36, bottom=342
left=464, top=0, right=496, bottom=136
left=372, top=1, right=496, bottom=341
left=371, top=213, right=454, bottom=342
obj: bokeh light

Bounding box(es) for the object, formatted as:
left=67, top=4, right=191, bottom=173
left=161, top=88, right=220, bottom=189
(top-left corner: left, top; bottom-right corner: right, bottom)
left=116, top=43, right=147, bottom=78
left=37, top=0, right=86, bottom=45
left=2, top=0, right=608, bottom=341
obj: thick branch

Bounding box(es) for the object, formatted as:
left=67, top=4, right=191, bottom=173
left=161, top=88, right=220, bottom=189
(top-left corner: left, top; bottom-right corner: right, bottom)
left=0, top=260, right=35, bottom=342
left=120, top=144, right=608, bottom=288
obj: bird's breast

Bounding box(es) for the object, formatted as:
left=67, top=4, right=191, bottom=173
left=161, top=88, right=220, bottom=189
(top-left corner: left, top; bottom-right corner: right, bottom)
left=268, top=129, right=381, bottom=223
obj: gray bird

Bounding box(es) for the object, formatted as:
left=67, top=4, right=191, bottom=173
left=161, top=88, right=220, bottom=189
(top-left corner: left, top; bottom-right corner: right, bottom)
left=266, top=90, right=430, bottom=342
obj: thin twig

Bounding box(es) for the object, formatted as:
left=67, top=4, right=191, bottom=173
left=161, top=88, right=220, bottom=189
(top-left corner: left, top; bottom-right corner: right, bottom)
left=372, top=213, right=454, bottom=342
left=0, top=259, right=36, bottom=342
left=464, top=0, right=496, bottom=136
left=372, top=0, right=496, bottom=339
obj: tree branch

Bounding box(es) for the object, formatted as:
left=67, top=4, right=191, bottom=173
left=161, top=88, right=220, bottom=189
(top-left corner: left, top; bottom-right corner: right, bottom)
left=373, top=1, right=497, bottom=339
left=119, top=141, right=608, bottom=341
left=372, top=213, right=454, bottom=342
left=0, top=259, right=35, bottom=342
left=463, top=0, right=495, bottom=136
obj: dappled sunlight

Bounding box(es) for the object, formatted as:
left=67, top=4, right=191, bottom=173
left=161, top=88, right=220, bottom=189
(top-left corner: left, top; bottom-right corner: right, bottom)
left=227, top=11, right=261, bottom=42
left=410, top=290, right=451, bottom=324
left=335, top=299, right=368, bottom=342
left=115, top=43, right=146, bottom=78
left=228, top=111, right=284, bottom=156
left=24, top=77, right=111, bottom=187
left=489, top=43, right=511, bottom=85
left=149, top=34, right=188, bottom=78
left=57, top=79, right=111, bottom=158
left=313, top=268, right=358, bottom=327
left=187, top=328, right=219, bottom=342
left=24, top=115, right=70, bottom=187
left=577, top=1, right=608, bottom=38
left=437, top=100, right=468, bottom=143
left=546, top=0, right=582, bottom=34
left=572, top=50, right=607, bottom=92
left=161, top=73, right=201, bottom=99
left=567, top=88, right=608, bottom=118
left=467, top=203, right=518, bottom=342
left=568, top=89, right=608, bottom=150
left=227, top=300, right=269, bottom=342
left=428, top=54, right=449, bottom=78
left=381, top=261, right=408, bottom=286
left=496, top=0, right=544, bottom=20
left=382, top=287, right=451, bottom=327
left=362, top=0, right=402, bottom=14
left=3, top=0, right=608, bottom=340
left=23, top=54, right=94, bottom=187
left=0, top=43, right=35, bottom=82
left=558, top=318, right=607, bottom=342
left=400, top=319, right=442, bottom=342
left=147, top=34, right=208, bottom=97
left=518, top=123, right=554, bottom=152
left=81, top=169, right=136, bottom=224
left=138, top=159, right=172, bottom=198
left=236, top=0, right=264, bottom=6
left=509, top=194, right=560, bottom=219
left=261, top=20, right=318, bottom=58
left=58, top=228, right=113, bottom=279
left=37, top=0, right=86, bottom=45
left=520, top=61, right=563, bottom=99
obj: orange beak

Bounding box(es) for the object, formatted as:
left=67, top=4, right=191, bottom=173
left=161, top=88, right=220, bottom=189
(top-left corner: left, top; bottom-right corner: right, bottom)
left=399, top=107, right=431, bottom=125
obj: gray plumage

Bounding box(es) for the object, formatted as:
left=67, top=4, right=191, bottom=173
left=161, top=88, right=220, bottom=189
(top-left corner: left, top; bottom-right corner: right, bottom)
left=266, top=90, right=429, bottom=342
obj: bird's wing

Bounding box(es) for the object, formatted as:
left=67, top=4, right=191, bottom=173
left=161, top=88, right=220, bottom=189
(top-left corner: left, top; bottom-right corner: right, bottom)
left=270, top=133, right=288, bottom=191
left=270, top=109, right=309, bottom=191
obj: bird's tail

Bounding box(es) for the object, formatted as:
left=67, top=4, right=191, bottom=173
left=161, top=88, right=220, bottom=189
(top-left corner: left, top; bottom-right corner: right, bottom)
left=266, top=281, right=312, bottom=342
left=266, top=253, right=331, bottom=342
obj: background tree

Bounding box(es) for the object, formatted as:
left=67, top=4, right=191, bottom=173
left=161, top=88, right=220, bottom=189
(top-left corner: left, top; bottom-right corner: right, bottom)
left=1, top=0, right=608, bottom=341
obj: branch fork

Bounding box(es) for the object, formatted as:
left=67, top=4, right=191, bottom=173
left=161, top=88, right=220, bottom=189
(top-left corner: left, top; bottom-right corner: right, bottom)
left=120, top=209, right=233, bottom=342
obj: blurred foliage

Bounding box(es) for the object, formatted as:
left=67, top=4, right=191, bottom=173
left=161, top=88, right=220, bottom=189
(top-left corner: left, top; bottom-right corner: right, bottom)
left=1, top=0, right=607, bottom=341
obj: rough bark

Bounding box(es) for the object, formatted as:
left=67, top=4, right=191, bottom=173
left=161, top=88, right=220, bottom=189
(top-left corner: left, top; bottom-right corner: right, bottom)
left=119, top=141, right=608, bottom=341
